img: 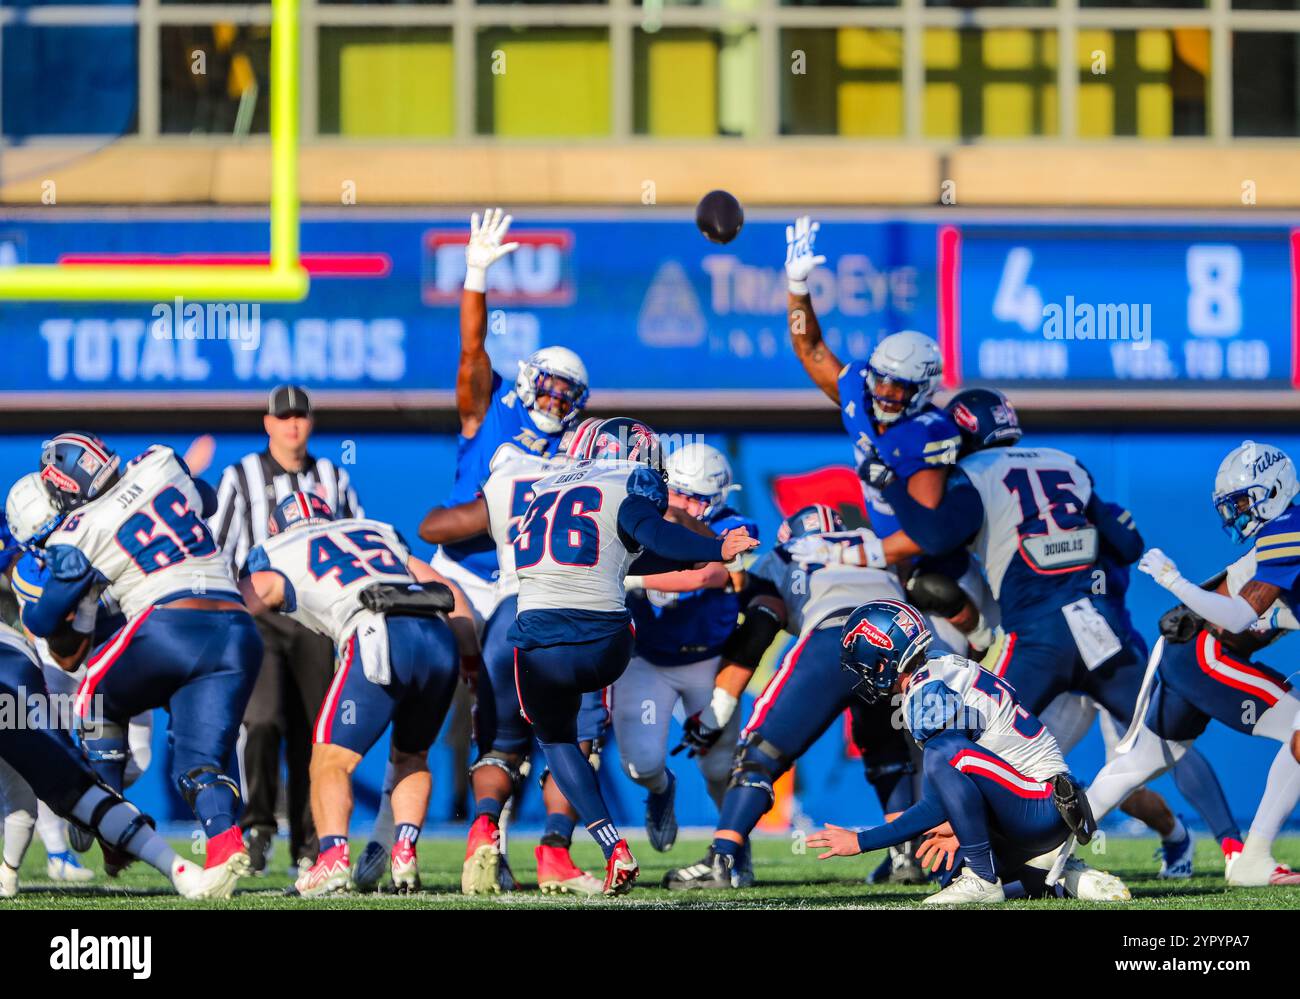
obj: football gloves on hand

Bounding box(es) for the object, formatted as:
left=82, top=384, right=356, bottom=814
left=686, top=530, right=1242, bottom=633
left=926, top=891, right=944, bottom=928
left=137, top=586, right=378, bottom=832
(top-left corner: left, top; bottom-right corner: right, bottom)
left=857, top=446, right=896, bottom=491
left=784, top=216, right=827, bottom=296
left=1138, top=547, right=1185, bottom=592
left=464, top=208, right=520, bottom=293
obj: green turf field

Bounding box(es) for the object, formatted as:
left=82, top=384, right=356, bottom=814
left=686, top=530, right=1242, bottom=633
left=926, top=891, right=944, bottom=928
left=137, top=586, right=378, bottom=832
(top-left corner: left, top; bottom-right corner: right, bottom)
left=5, top=834, right=1300, bottom=909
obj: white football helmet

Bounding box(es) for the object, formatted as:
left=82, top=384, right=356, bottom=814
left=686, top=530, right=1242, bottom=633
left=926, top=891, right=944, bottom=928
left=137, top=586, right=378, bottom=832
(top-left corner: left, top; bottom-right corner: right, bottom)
left=6, top=471, right=64, bottom=547
left=866, top=331, right=943, bottom=425
left=665, top=443, right=738, bottom=519
left=516, top=346, right=589, bottom=435
left=1213, top=440, right=1299, bottom=543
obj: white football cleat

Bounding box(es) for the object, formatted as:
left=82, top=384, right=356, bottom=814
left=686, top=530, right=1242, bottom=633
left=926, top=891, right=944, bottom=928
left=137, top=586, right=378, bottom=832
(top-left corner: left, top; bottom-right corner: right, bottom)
left=390, top=841, right=420, bottom=894
left=47, top=851, right=96, bottom=883
left=461, top=815, right=502, bottom=895
left=1060, top=857, right=1131, bottom=901
left=1226, top=850, right=1300, bottom=886
left=923, top=870, right=1005, bottom=906
left=0, top=862, right=18, bottom=898
left=171, top=855, right=246, bottom=900
left=295, top=844, right=352, bottom=898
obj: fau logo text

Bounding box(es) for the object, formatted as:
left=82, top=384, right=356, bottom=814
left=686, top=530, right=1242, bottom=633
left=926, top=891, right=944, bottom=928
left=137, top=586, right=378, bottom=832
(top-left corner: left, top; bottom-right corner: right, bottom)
left=423, top=229, right=575, bottom=306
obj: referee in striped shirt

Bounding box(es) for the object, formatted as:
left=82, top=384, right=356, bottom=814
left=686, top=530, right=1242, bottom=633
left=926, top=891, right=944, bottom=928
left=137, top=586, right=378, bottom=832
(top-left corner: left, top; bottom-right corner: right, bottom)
left=213, top=385, right=363, bottom=874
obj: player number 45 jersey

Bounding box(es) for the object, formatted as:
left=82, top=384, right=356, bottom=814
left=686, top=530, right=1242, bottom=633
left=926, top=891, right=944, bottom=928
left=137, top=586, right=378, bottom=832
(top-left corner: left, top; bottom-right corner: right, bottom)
left=46, top=445, right=236, bottom=620
left=247, top=517, right=413, bottom=644
left=903, top=654, right=1067, bottom=783
left=482, top=444, right=565, bottom=600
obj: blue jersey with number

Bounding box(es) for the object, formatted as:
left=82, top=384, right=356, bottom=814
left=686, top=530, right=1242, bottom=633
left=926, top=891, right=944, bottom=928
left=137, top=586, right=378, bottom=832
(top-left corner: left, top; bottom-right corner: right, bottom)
left=441, top=371, right=564, bottom=582
left=837, top=364, right=961, bottom=537
left=627, top=507, right=758, bottom=667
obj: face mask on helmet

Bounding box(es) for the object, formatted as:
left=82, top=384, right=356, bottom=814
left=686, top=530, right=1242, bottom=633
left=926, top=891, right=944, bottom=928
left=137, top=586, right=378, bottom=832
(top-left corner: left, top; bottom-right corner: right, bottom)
left=865, top=331, right=942, bottom=426
left=516, top=350, right=590, bottom=436
left=5, top=472, right=64, bottom=547
left=1213, top=441, right=1298, bottom=544
left=665, top=444, right=736, bottom=520
left=840, top=600, right=932, bottom=704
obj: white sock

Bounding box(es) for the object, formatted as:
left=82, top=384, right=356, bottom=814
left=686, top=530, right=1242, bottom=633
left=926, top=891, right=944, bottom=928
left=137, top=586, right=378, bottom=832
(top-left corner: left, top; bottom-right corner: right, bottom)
left=36, top=801, right=68, bottom=854
left=1163, top=815, right=1187, bottom=845
left=369, top=762, right=397, bottom=846
left=0, top=758, right=37, bottom=868
left=1242, top=744, right=1300, bottom=859
left=1085, top=726, right=1185, bottom=822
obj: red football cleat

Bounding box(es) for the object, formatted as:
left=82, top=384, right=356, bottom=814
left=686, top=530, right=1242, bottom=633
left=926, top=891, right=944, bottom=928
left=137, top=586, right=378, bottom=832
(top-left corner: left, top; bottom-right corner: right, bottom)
left=602, top=839, right=639, bottom=897
left=536, top=844, right=602, bottom=895
left=462, top=814, right=501, bottom=895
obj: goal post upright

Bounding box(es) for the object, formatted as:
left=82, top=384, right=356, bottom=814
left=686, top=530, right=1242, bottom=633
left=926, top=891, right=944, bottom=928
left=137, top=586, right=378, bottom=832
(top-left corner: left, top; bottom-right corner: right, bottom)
left=0, top=0, right=309, bottom=303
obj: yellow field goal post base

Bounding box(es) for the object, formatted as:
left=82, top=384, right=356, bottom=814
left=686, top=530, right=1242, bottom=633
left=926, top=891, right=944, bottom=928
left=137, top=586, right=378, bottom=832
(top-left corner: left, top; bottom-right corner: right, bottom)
left=0, top=0, right=309, bottom=303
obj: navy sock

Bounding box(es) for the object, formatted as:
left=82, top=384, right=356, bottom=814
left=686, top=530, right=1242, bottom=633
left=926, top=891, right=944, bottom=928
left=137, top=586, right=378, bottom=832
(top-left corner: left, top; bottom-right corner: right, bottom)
left=1172, top=747, right=1241, bottom=843
left=542, top=812, right=576, bottom=847
left=711, top=837, right=742, bottom=858
left=587, top=819, right=622, bottom=859
left=82, top=730, right=128, bottom=793
left=539, top=741, right=616, bottom=850
left=190, top=782, right=240, bottom=841
left=320, top=834, right=348, bottom=854
left=475, top=797, right=504, bottom=822
left=717, top=784, right=773, bottom=841
left=395, top=823, right=420, bottom=847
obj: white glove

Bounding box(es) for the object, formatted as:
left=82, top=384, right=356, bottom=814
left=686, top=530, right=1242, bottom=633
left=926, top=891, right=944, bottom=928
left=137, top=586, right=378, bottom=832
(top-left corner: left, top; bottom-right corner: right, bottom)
left=464, top=207, right=520, bottom=293
left=787, top=535, right=839, bottom=566
left=784, top=215, right=827, bottom=296
left=1138, top=548, right=1185, bottom=591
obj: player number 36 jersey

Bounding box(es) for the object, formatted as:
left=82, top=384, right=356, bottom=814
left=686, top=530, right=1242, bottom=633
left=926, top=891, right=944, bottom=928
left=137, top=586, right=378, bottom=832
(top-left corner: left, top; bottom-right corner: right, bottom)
left=902, top=654, right=1067, bottom=782
left=46, top=445, right=237, bottom=620
left=247, top=517, right=414, bottom=644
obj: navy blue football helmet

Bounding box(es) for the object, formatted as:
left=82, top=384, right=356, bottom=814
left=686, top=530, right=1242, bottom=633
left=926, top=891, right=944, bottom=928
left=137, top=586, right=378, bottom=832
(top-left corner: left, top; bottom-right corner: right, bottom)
left=776, top=503, right=845, bottom=544
left=946, top=388, right=1022, bottom=455
left=840, top=599, right=932, bottom=704
left=39, top=432, right=121, bottom=513
left=573, top=417, right=663, bottom=471
left=269, top=490, right=335, bottom=535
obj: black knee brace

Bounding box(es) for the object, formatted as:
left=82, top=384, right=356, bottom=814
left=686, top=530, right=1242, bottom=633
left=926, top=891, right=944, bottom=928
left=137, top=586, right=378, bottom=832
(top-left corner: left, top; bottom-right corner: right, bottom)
left=468, top=751, right=523, bottom=787
left=80, top=780, right=156, bottom=852
left=177, top=766, right=241, bottom=809
left=726, top=732, right=789, bottom=808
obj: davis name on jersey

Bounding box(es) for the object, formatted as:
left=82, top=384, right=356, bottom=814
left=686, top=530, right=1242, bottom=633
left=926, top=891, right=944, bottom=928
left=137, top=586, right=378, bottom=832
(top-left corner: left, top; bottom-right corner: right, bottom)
left=904, top=654, right=1066, bottom=782
left=45, top=445, right=236, bottom=620
left=515, top=459, right=664, bottom=615
left=247, top=517, right=413, bottom=644
left=482, top=443, right=566, bottom=600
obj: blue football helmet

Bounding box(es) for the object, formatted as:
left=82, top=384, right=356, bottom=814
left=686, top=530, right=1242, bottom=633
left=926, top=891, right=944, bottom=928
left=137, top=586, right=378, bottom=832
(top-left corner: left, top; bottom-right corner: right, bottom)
left=269, top=490, right=335, bottom=535
left=946, top=387, right=1022, bottom=455
left=39, top=432, right=121, bottom=513
left=840, top=599, right=932, bottom=704
left=572, top=416, right=663, bottom=471
left=776, top=503, right=845, bottom=544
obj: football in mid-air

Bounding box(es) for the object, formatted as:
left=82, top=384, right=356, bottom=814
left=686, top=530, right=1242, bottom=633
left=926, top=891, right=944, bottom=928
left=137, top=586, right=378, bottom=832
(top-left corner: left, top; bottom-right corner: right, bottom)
left=695, top=189, right=745, bottom=244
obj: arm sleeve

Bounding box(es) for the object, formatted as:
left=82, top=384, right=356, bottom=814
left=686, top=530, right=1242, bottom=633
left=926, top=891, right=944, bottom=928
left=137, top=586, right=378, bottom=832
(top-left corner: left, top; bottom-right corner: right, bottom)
left=618, top=494, right=725, bottom=566
left=1088, top=496, right=1143, bottom=565
left=1169, top=578, right=1261, bottom=634
left=881, top=469, right=984, bottom=555
left=855, top=796, right=949, bottom=853
left=21, top=545, right=97, bottom=637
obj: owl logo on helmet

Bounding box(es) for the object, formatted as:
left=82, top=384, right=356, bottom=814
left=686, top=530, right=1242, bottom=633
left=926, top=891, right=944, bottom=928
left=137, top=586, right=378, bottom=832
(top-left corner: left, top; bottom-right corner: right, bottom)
left=776, top=503, right=845, bottom=544
left=865, top=331, right=943, bottom=426
left=268, top=490, right=335, bottom=536
left=664, top=443, right=738, bottom=520
left=1213, top=440, right=1299, bottom=543
left=840, top=599, right=932, bottom=704
left=515, top=346, right=590, bottom=436
left=38, top=433, right=122, bottom=514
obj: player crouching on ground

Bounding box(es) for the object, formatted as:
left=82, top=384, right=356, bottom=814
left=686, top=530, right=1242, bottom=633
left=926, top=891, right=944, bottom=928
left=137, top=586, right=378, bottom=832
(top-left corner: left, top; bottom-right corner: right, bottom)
left=240, top=491, right=481, bottom=897
left=809, top=599, right=1131, bottom=905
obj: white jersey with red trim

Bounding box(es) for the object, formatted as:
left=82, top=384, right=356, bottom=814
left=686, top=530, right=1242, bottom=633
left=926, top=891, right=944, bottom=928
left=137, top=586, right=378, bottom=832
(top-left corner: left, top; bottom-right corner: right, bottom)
left=482, top=444, right=565, bottom=601
left=47, top=445, right=237, bottom=620
left=247, top=517, right=414, bottom=644
left=903, top=653, right=1067, bottom=782
left=959, top=447, right=1097, bottom=600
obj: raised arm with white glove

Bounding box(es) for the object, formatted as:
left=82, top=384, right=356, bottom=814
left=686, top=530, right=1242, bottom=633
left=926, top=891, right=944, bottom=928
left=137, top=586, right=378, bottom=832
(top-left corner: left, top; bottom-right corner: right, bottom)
left=1138, top=547, right=1258, bottom=634
left=785, top=215, right=827, bottom=296
left=463, top=207, right=520, bottom=293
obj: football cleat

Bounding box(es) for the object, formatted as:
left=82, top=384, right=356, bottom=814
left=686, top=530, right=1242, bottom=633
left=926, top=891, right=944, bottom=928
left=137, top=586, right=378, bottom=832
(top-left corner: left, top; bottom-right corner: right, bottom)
left=868, top=842, right=929, bottom=885
left=536, top=844, right=603, bottom=895
left=732, top=840, right=755, bottom=888
left=461, top=814, right=501, bottom=895
left=923, top=870, right=1005, bottom=906
left=497, top=852, right=518, bottom=892
left=47, top=850, right=96, bottom=883
left=1226, top=850, right=1300, bottom=886
left=602, top=839, right=639, bottom=896
left=245, top=827, right=273, bottom=877
left=390, top=840, right=420, bottom=894
left=170, top=854, right=247, bottom=900
left=295, top=844, right=352, bottom=898
left=663, top=846, right=736, bottom=891
left=1156, top=824, right=1195, bottom=879
left=1060, top=857, right=1131, bottom=901
left=200, top=825, right=252, bottom=900
left=0, top=862, right=17, bottom=898
left=351, top=840, right=388, bottom=894
left=645, top=770, right=678, bottom=853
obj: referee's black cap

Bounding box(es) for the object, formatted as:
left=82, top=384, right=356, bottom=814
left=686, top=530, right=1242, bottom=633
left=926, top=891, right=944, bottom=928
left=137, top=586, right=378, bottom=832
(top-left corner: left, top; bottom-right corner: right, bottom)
left=268, top=384, right=312, bottom=417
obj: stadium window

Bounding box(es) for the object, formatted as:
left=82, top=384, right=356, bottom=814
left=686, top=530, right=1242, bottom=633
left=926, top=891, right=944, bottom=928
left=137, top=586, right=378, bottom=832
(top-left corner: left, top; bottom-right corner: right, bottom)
left=318, top=28, right=455, bottom=137
left=1076, top=28, right=1209, bottom=137
left=633, top=28, right=761, bottom=137
left=160, top=25, right=271, bottom=135
left=1233, top=32, right=1300, bottom=135
left=1, top=25, right=138, bottom=138
left=476, top=28, right=612, bottom=136
left=923, top=28, right=1058, bottom=138
left=781, top=28, right=905, bottom=136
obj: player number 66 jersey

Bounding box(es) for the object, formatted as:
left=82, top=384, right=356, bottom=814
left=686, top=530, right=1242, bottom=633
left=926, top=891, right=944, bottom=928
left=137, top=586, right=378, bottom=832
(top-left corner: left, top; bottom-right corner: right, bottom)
left=903, top=654, right=1067, bottom=782
left=46, top=445, right=236, bottom=619
left=247, top=517, right=414, bottom=644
